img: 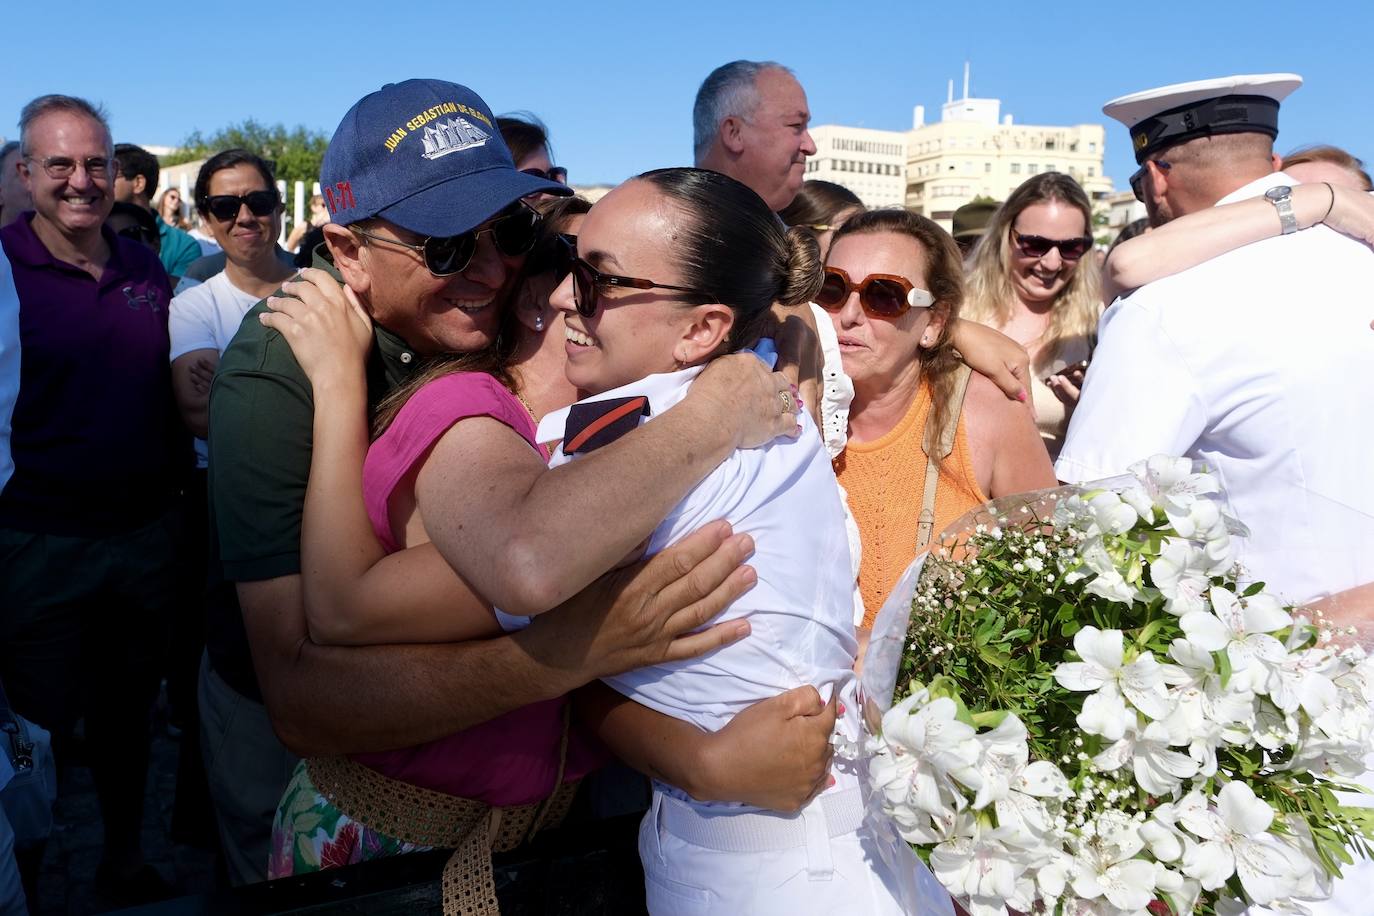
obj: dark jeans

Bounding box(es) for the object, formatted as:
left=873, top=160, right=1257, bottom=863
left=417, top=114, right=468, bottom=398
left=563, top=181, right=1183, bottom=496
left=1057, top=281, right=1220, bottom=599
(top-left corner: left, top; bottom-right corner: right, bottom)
left=0, top=509, right=179, bottom=868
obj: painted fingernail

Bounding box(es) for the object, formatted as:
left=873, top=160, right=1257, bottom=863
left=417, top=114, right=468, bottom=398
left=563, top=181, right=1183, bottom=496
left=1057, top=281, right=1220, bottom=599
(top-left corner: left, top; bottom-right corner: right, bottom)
left=1017, top=390, right=1028, bottom=402
left=826, top=775, right=836, bottom=788
left=838, top=702, right=846, bottom=715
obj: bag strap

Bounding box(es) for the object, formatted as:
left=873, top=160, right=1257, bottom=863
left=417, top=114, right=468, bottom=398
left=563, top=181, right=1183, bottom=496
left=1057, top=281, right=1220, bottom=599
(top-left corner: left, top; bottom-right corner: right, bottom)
left=916, top=364, right=974, bottom=550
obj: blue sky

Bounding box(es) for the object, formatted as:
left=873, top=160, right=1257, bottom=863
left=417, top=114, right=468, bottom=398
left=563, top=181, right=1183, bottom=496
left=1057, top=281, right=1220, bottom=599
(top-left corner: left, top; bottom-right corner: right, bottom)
left=5, top=0, right=1372, bottom=193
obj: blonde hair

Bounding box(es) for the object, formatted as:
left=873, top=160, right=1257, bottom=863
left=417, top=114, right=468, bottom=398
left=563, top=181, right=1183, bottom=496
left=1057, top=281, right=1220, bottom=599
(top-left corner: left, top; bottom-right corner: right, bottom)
left=964, top=172, right=1101, bottom=372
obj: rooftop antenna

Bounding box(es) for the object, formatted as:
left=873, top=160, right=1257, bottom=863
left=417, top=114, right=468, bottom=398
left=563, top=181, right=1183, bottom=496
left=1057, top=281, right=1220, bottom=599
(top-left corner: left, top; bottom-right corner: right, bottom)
left=947, top=79, right=954, bottom=104
left=963, top=61, right=970, bottom=100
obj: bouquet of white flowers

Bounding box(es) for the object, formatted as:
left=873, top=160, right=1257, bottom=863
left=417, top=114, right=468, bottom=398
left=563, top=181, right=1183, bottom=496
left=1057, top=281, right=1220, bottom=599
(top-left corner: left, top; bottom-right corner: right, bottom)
left=860, top=456, right=1374, bottom=916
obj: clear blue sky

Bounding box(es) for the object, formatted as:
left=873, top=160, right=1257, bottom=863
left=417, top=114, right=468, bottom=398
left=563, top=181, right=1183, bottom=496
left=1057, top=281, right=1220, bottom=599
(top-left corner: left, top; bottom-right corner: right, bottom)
left=5, top=0, right=1372, bottom=193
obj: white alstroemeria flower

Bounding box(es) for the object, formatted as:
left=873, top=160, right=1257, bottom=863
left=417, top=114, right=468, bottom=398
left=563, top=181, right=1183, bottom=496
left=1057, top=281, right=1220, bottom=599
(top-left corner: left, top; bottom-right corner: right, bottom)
left=1080, top=541, right=1141, bottom=605
left=878, top=690, right=982, bottom=822
left=1180, top=587, right=1291, bottom=676
left=1140, top=800, right=1196, bottom=864
left=1068, top=812, right=1159, bottom=913
left=1161, top=639, right=1257, bottom=767
left=1266, top=646, right=1340, bottom=718
left=1092, top=719, right=1199, bottom=796
left=1274, top=813, right=1333, bottom=902
left=1153, top=863, right=1202, bottom=916
left=1251, top=702, right=1300, bottom=752
left=1053, top=493, right=1095, bottom=535
left=1086, top=490, right=1140, bottom=535
left=967, top=715, right=1070, bottom=847
left=1178, top=783, right=1311, bottom=906
left=1127, top=455, right=1220, bottom=528
left=1152, top=538, right=1218, bottom=616
left=930, top=824, right=1034, bottom=916
left=1055, top=627, right=1171, bottom=739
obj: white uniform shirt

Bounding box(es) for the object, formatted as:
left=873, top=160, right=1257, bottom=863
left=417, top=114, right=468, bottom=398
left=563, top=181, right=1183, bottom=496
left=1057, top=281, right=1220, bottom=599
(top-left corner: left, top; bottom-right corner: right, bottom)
left=0, top=244, right=19, bottom=496
left=534, top=366, right=860, bottom=735
left=168, top=271, right=260, bottom=468
left=1057, top=172, right=1374, bottom=604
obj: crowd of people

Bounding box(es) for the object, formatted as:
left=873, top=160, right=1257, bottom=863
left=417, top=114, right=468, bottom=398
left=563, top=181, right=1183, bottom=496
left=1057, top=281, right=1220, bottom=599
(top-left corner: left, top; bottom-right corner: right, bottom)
left=0, top=60, right=1371, bottom=916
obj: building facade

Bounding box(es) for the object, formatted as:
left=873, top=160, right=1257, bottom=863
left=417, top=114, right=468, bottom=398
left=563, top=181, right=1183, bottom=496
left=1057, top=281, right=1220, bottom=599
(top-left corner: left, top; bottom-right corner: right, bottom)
left=803, top=125, right=909, bottom=208
left=905, top=75, right=1113, bottom=232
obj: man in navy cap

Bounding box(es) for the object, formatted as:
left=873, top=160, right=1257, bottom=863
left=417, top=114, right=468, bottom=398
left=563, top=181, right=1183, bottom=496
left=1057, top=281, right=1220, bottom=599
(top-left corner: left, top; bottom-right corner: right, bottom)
left=203, top=79, right=819, bottom=886
left=1059, top=72, right=1374, bottom=618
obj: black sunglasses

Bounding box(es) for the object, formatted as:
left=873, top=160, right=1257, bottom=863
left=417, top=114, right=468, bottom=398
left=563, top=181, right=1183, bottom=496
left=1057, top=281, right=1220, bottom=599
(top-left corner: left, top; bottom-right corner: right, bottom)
left=523, top=166, right=567, bottom=184
left=350, top=202, right=543, bottom=278
left=1128, top=158, right=1171, bottom=203
left=815, top=266, right=933, bottom=319
left=203, top=190, right=281, bottom=222
left=568, top=250, right=712, bottom=318
left=1010, top=228, right=1092, bottom=261
left=116, top=224, right=158, bottom=245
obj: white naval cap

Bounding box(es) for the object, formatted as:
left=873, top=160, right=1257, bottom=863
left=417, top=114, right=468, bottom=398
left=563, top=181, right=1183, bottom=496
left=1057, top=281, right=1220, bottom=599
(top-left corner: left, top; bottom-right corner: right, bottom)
left=1104, top=73, right=1303, bottom=164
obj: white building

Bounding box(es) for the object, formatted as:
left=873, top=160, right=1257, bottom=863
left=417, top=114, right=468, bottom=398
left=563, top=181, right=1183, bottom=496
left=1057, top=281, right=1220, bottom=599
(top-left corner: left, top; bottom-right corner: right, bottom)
left=905, top=67, right=1114, bottom=232
left=804, top=125, right=909, bottom=208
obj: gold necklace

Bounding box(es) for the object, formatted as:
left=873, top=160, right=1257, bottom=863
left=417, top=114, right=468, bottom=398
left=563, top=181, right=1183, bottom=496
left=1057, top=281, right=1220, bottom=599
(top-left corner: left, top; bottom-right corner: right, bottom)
left=515, top=389, right=538, bottom=423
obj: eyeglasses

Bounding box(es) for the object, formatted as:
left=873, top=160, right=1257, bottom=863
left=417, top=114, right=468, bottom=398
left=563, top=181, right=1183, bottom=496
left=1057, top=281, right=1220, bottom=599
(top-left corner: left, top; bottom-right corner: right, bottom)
left=814, top=266, right=933, bottom=319
left=203, top=191, right=281, bottom=222
left=1128, top=158, right=1171, bottom=202
left=522, top=166, right=568, bottom=184
left=24, top=155, right=114, bottom=180
left=568, top=251, right=713, bottom=318
left=350, top=202, right=543, bottom=278
left=1010, top=228, right=1092, bottom=261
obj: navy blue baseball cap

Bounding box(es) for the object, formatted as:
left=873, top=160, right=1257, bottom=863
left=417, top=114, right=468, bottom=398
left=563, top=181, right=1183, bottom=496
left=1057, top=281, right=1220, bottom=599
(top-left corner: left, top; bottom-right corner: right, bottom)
left=319, top=79, right=568, bottom=236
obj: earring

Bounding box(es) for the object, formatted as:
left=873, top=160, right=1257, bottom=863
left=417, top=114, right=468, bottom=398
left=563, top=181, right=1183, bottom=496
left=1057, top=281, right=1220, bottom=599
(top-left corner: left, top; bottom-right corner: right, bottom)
left=534, top=314, right=545, bottom=331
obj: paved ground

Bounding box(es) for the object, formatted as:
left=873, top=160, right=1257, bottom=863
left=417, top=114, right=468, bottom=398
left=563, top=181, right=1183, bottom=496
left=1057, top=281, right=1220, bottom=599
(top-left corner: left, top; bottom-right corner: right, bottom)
left=33, top=708, right=217, bottom=915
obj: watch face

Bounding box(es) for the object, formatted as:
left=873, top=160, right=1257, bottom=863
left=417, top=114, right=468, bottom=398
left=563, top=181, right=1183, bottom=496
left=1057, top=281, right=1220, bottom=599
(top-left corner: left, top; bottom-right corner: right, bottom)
left=1266, top=185, right=1293, bottom=201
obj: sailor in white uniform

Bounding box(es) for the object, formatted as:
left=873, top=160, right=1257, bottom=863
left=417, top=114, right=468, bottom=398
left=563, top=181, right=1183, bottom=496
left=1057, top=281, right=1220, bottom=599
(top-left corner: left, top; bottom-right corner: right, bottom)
left=1057, top=74, right=1374, bottom=915
left=529, top=364, right=951, bottom=916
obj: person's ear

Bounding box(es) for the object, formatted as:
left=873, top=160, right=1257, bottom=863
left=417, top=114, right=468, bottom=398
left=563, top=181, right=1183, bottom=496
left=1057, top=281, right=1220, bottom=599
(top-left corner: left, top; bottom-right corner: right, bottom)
left=1147, top=160, right=1171, bottom=208
left=720, top=116, right=747, bottom=156
left=322, top=223, right=372, bottom=301
left=1271, top=151, right=1283, bottom=173
left=132, top=174, right=147, bottom=198
left=676, top=303, right=735, bottom=364
left=919, top=309, right=949, bottom=350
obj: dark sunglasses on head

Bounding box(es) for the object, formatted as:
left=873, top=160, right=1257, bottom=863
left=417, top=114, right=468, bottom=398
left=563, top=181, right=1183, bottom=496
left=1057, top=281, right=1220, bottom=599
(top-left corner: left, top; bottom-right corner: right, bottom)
left=814, top=266, right=933, bottom=319
left=1128, top=158, right=1172, bottom=203
left=568, top=251, right=712, bottom=318
left=1010, top=228, right=1092, bottom=261
left=522, top=166, right=567, bottom=184
left=203, top=190, right=281, bottom=222
left=350, top=202, right=543, bottom=278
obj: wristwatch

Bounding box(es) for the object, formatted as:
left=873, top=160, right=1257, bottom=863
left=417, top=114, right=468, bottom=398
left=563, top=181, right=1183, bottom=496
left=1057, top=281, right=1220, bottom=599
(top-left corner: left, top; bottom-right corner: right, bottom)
left=1265, top=185, right=1298, bottom=235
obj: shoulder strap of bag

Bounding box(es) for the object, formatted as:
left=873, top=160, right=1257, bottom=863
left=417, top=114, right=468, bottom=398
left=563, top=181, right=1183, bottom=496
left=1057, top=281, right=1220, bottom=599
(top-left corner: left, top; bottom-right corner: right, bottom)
left=916, top=364, right=974, bottom=550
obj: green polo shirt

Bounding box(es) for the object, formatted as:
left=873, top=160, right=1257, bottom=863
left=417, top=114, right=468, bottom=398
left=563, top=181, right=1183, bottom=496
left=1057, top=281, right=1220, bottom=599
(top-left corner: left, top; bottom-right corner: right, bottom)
left=207, top=255, right=420, bottom=583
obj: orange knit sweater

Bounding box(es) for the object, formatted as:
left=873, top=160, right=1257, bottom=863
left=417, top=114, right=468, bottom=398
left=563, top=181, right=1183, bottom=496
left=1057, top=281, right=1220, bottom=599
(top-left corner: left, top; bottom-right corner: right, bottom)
left=835, top=380, right=986, bottom=628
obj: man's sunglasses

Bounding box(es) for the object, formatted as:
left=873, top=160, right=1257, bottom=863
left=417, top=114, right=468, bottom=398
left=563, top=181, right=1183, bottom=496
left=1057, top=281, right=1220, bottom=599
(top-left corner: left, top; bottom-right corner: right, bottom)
left=24, top=155, right=114, bottom=180
left=567, top=244, right=713, bottom=318
left=814, top=266, right=933, bottom=319
left=523, top=166, right=567, bottom=184
left=1128, top=158, right=1171, bottom=203
left=1010, top=228, right=1092, bottom=261
left=203, top=191, right=281, bottom=222
left=350, top=202, right=543, bottom=277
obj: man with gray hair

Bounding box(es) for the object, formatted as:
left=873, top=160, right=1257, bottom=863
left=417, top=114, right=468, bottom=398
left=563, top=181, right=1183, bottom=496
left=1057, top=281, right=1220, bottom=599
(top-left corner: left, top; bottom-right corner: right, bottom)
left=0, top=141, right=30, bottom=228
left=693, top=60, right=816, bottom=212
left=0, top=94, right=184, bottom=906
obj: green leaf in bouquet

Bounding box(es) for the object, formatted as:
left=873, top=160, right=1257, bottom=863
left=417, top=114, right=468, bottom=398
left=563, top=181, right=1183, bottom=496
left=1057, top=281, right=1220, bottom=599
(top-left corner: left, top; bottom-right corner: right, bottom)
left=1134, top=617, right=1166, bottom=649
left=971, top=710, right=1009, bottom=729
left=1215, top=649, right=1233, bottom=689
left=978, top=645, right=1010, bottom=669
left=1004, top=628, right=1031, bottom=641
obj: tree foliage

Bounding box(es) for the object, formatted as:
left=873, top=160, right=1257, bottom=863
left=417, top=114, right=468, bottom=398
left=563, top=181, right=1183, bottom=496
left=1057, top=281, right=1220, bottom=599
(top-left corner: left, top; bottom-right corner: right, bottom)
left=161, top=119, right=328, bottom=186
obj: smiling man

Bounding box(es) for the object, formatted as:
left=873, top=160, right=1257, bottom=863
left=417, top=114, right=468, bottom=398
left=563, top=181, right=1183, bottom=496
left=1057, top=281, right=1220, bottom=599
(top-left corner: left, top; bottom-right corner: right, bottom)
left=0, top=94, right=185, bottom=906
left=693, top=60, right=816, bottom=213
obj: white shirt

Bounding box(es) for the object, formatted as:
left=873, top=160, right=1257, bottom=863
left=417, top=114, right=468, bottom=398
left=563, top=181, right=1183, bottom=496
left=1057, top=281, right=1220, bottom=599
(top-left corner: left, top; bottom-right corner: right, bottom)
left=1057, top=172, right=1374, bottom=605
left=169, top=271, right=261, bottom=468
left=0, top=244, right=19, bottom=496
left=534, top=366, right=860, bottom=736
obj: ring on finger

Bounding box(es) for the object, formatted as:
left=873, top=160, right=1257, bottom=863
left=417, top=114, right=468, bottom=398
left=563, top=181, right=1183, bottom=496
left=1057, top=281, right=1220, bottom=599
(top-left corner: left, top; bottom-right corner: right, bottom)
left=777, top=390, right=795, bottom=415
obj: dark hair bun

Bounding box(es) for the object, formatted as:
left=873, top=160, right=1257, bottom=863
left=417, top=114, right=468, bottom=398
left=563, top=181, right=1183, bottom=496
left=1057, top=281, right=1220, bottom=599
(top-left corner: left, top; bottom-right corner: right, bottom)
left=778, top=225, right=823, bottom=307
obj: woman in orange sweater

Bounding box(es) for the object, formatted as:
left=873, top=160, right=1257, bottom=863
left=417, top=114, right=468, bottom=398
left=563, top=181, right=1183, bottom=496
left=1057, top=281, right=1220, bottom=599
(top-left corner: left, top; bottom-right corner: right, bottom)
left=822, top=210, right=1057, bottom=630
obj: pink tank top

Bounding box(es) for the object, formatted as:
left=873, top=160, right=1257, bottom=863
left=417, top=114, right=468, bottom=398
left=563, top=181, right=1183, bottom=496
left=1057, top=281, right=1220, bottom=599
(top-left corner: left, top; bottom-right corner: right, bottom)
left=349, top=372, right=601, bottom=805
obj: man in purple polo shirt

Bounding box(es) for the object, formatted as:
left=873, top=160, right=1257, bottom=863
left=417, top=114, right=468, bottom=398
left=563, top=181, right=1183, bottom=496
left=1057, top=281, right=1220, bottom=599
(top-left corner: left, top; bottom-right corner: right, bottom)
left=0, top=94, right=187, bottom=906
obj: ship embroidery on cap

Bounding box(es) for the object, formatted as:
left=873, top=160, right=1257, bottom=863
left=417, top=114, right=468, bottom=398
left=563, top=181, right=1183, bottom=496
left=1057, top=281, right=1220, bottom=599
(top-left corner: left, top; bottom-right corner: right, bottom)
left=421, top=117, right=490, bottom=160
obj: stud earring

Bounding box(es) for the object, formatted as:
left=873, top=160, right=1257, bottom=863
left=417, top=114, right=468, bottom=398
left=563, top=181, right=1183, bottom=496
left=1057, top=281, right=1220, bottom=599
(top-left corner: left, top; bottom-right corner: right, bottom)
left=534, top=314, right=545, bottom=331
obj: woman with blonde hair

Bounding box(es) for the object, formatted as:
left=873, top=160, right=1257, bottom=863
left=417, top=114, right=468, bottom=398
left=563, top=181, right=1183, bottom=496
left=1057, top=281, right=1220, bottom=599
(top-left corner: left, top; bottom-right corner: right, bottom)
left=964, top=172, right=1099, bottom=459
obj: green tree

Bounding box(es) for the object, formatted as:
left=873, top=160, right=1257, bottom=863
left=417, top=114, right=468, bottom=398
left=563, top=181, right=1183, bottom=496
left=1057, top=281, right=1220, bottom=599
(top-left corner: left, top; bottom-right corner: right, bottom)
left=161, top=119, right=328, bottom=186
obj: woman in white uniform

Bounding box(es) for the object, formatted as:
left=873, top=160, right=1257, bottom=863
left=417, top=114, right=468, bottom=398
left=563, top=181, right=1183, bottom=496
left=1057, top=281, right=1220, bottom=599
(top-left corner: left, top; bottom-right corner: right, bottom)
left=531, top=168, right=946, bottom=915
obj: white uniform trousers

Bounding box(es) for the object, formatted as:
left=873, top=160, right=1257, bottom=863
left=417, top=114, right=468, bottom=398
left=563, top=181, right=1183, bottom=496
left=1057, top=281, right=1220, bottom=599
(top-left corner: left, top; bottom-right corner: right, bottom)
left=637, top=775, right=952, bottom=915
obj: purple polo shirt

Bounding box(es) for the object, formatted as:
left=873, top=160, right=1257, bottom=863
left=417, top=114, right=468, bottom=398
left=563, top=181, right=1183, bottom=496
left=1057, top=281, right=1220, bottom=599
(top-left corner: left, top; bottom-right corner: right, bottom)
left=0, top=213, right=185, bottom=537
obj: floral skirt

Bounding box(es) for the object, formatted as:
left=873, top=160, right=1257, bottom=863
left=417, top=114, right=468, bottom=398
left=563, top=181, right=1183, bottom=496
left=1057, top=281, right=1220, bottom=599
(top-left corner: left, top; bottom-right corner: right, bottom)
left=268, top=759, right=428, bottom=878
